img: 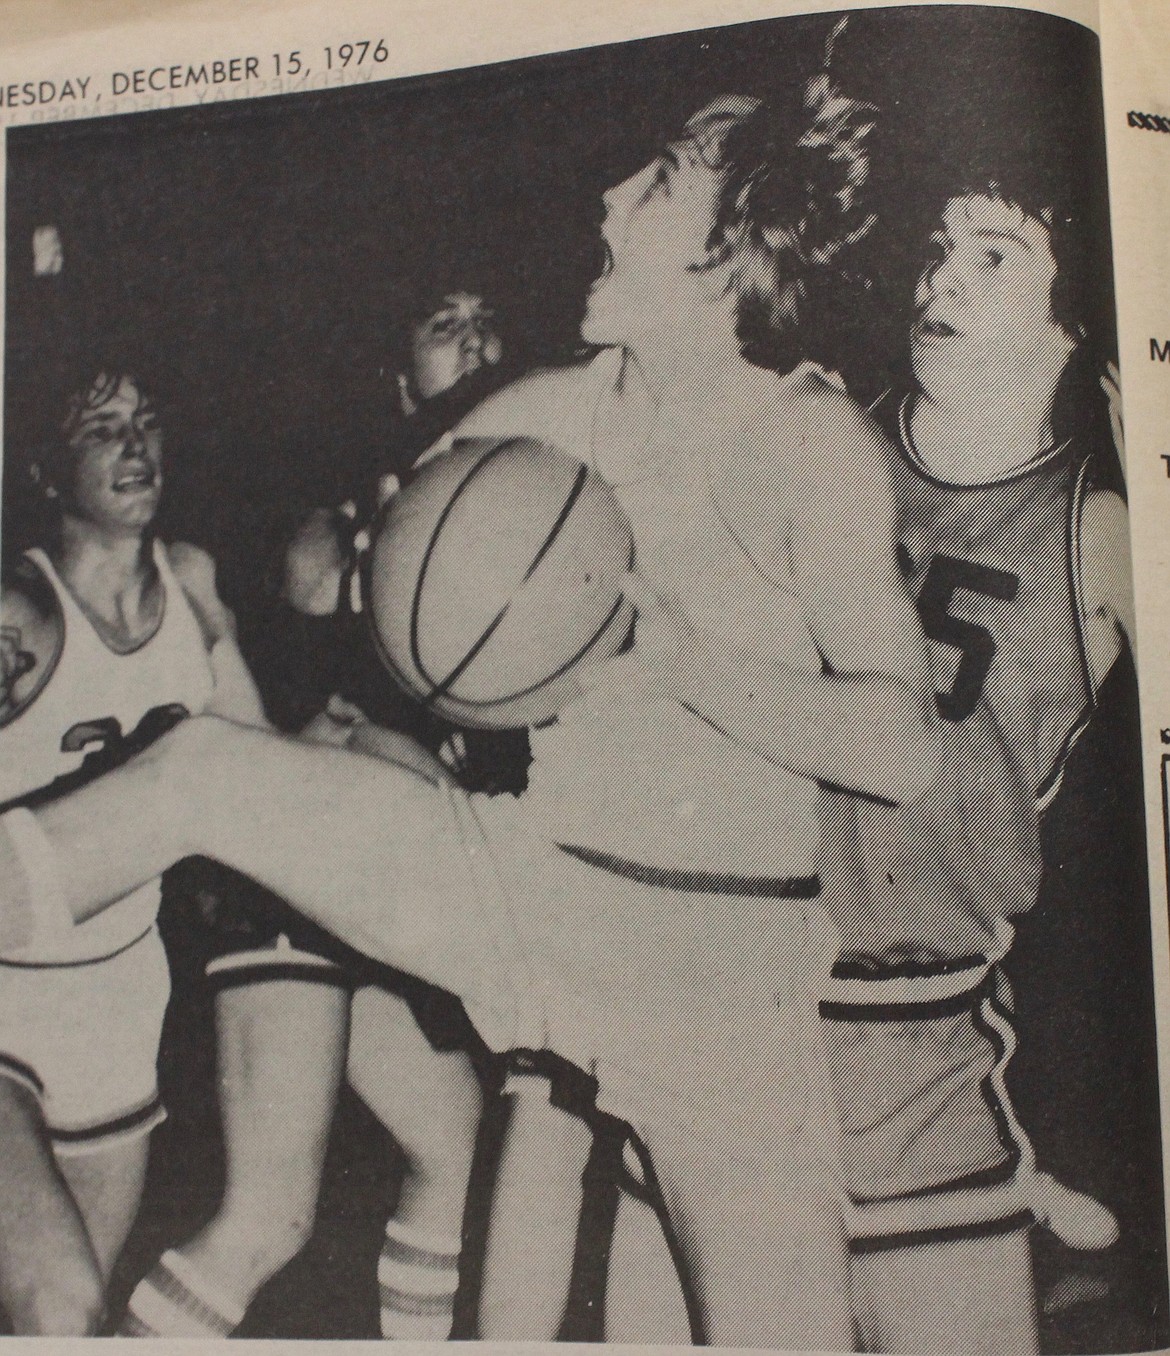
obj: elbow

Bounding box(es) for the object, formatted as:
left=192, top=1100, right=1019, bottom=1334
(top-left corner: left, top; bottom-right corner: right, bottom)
left=876, top=697, right=944, bottom=806
left=881, top=747, right=942, bottom=807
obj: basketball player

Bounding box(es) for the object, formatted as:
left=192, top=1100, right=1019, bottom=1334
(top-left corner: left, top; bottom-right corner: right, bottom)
left=0, top=73, right=1039, bottom=1345
left=284, top=287, right=505, bottom=618
left=0, top=364, right=265, bottom=1334
left=122, top=291, right=507, bottom=1340
left=821, top=179, right=1133, bottom=1353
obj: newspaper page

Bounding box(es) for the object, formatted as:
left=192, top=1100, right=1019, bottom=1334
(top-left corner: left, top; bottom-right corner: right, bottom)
left=0, top=1, right=1166, bottom=1353
left=1100, top=21, right=1170, bottom=1356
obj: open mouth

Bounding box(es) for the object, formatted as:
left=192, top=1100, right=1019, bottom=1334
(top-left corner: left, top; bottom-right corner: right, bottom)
left=918, top=315, right=958, bottom=339
left=111, top=469, right=157, bottom=493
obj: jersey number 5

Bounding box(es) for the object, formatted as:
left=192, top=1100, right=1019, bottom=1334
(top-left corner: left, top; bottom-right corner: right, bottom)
left=916, top=555, right=1019, bottom=722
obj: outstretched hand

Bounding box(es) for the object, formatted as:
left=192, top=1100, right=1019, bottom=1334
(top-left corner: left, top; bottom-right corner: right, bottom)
left=299, top=693, right=368, bottom=748
left=575, top=569, right=702, bottom=705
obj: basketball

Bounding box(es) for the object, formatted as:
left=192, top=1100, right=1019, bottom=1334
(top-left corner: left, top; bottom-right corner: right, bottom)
left=366, top=436, right=635, bottom=729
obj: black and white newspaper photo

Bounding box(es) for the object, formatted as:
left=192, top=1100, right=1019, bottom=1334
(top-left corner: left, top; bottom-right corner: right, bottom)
left=0, top=0, right=1169, bottom=1352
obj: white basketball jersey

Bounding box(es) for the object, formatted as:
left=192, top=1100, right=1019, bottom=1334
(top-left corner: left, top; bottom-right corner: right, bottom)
left=481, top=349, right=825, bottom=875
left=0, top=542, right=215, bottom=962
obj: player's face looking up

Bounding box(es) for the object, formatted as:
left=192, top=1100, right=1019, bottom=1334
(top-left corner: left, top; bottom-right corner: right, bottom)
left=911, top=194, right=1076, bottom=406
left=55, top=373, right=162, bottom=535
left=581, top=97, right=760, bottom=351
left=409, top=292, right=502, bottom=402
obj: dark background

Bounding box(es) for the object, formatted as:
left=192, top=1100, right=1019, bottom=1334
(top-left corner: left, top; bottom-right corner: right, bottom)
left=3, top=5, right=1165, bottom=1350
left=3, top=4, right=1115, bottom=588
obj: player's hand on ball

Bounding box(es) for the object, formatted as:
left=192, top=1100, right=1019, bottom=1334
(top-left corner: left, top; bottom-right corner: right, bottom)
left=577, top=569, right=699, bottom=704
left=299, top=693, right=368, bottom=748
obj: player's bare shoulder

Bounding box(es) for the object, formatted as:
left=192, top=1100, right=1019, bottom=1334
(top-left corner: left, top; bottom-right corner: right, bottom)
left=785, top=366, right=895, bottom=490
left=718, top=366, right=895, bottom=571
left=451, top=360, right=598, bottom=444
left=1, top=555, right=63, bottom=725
left=166, top=540, right=237, bottom=649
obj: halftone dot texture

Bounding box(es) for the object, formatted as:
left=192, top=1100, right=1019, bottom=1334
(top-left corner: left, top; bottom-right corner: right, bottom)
left=367, top=436, right=635, bottom=730
left=377, top=1218, right=460, bottom=1340
left=120, top=1249, right=245, bottom=1338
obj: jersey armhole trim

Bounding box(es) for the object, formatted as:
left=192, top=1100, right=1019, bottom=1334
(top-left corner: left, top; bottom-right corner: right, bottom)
left=1067, top=456, right=1097, bottom=714
left=1035, top=456, right=1096, bottom=809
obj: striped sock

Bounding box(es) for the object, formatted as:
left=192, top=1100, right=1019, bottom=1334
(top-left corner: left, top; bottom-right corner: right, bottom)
left=377, top=1218, right=461, bottom=1340
left=119, top=1250, right=246, bottom=1338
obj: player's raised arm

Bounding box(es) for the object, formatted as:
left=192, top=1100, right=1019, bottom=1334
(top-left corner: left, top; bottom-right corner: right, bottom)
left=618, top=383, right=943, bottom=804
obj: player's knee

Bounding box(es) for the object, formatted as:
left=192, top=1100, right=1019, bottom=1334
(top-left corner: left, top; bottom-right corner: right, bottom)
left=213, top=1190, right=317, bottom=1277
left=368, top=1083, right=481, bottom=1175
left=161, top=710, right=223, bottom=767
left=4, top=1256, right=105, bottom=1336
left=163, top=715, right=243, bottom=833
left=401, top=1116, right=478, bottom=1188
left=131, top=710, right=212, bottom=799
left=262, top=1212, right=316, bottom=1274
left=348, top=1009, right=483, bottom=1160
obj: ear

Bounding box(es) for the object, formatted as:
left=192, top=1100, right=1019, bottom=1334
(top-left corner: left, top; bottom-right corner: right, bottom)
left=28, top=460, right=57, bottom=498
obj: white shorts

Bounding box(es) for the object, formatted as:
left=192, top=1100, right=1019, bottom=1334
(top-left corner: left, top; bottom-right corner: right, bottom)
left=481, top=803, right=838, bottom=1124
left=479, top=805, right=852, bottom=1350
left=0, top=925, right=170, bottom=1155
left=339, top=778, right=841, bottom=1136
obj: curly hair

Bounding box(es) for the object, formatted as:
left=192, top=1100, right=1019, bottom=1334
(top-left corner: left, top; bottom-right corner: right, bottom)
left=694, top=20, right=878, bottom=371
left=948, top=174, right=1089, bottom=349
left=24, top=361, right=157, bottom=497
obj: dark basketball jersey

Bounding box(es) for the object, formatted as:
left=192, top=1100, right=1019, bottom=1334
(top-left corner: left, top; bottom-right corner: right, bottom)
left=882, top=392, right=1096, bottom=805
left=823, top=391, right=1102, bottom=1244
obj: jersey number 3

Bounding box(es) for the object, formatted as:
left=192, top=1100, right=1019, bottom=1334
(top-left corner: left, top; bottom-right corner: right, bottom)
left=915, top=555, right=1019, bottom=722
left=59, top=704, right=191, bottom=787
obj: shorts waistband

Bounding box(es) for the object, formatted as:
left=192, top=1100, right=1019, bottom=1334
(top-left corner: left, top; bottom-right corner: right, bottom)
left=49, top=1093, right=167, bottom=1157
left=0, top=924, right=155, bottom=970
left=556, top=844, right=821, bottom=898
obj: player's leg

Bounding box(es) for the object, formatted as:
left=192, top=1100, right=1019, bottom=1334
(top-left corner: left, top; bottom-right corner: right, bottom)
left=592, top=1138, right=692, bottom=1343
left=823, top=966, right=1062, bottom=1355
left=122, top=944, right=350, bottom=1337
left=199, top=962, right=349, bottom=1298
left=849, top=1231, right=1038, bottom=1355
left=58, top=1137, right=150, bottom=1282
left=4, top=923, right=172, bottom=1332
left=477, top=1084, right=593, bottom=1339
left=25, top=717, right=500, bottom=1010
left=607, top=1100, right=853, bottom=1349
left=0, top=1077, right=105, bottom=1334
left=347, top=982, right=481, bottom=1339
